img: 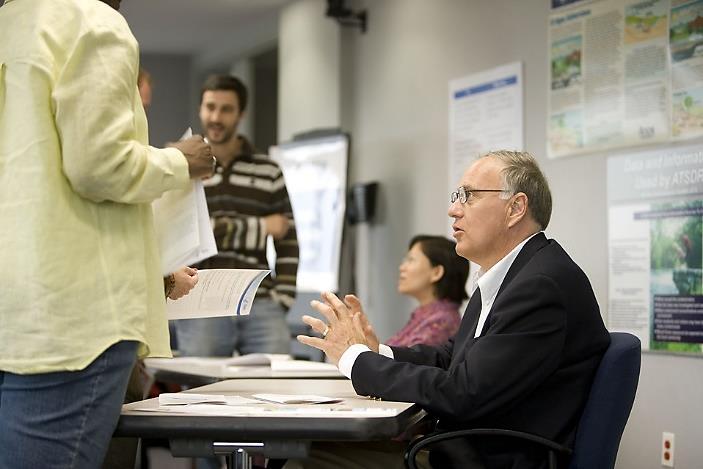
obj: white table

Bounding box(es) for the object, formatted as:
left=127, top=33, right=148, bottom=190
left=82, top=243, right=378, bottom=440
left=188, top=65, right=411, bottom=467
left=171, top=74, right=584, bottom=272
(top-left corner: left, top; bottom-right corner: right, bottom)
left=117, top=379, right=425, bottom=469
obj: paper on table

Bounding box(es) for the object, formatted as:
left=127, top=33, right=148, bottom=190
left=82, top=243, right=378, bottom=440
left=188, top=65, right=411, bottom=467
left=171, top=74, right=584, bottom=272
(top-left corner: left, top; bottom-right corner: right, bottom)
left=130, top=403, right=399, bottom=417
left=269, top=360, right=339, bottom=372
left=158, top=393, right=260, bottom=406
left=251, top=394, right=344, bottom=405
left=166, top=269, right=270, bottom=319
left=222, top=353, right=291, bottom=366
left=152, top=127, right=217, bottom=275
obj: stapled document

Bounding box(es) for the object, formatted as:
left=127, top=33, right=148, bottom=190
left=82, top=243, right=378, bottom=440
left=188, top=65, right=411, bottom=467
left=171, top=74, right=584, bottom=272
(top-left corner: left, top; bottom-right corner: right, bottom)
left=166, top=269, right=270, bottom=319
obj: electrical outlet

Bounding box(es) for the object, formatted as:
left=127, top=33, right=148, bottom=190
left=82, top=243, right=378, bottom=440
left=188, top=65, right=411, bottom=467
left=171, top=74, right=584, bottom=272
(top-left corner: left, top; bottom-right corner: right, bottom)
left=661, top=432, right=675, bottom=467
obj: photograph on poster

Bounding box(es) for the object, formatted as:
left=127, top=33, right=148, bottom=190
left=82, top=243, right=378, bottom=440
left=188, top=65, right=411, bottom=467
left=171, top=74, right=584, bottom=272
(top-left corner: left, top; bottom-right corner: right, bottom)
left=625, top=0, right=668, bottom=44
left=550, top=35, right=582, bottom=90
left=643, top=201, right=703, bottom=353
left=669, top=0, right=703, bottom=63
left=672, top=87, right=703, bottom=137
left=549, top=110, right=584, bottom=154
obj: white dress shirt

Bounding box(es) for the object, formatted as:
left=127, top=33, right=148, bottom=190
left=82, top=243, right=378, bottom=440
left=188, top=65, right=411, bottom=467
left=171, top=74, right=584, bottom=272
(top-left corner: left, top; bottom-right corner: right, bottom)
left=338, top=232, right=542, bottom=379
left=473, top=232, right=540, bottom=337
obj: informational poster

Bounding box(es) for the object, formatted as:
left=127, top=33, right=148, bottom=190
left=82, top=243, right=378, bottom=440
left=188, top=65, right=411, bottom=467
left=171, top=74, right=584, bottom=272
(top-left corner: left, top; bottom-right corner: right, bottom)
left=448, top=62, right=524, bottom=189
left=608, top=144, right=703, bottom=354
left=270, top=134, right=348, bottom=293
left=548, top=0, right=703, bottom=158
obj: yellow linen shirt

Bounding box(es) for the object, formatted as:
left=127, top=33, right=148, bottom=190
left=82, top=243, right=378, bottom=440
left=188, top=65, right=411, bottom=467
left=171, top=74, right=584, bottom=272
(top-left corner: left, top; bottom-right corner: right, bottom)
left=0, top=0, right=191, bottom=373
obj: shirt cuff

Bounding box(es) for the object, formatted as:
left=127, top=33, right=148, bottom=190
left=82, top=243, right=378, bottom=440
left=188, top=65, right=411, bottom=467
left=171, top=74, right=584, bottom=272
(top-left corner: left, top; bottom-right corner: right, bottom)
left=379, top=344, right=394, bottom=359
left=338, top=344, right=371, bottom=379
left=162, top=147, right=191, bottom=191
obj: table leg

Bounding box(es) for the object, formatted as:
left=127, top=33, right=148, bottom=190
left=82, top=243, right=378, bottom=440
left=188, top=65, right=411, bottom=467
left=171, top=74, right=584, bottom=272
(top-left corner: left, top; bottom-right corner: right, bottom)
left=215, top=442, right=263, bottom=469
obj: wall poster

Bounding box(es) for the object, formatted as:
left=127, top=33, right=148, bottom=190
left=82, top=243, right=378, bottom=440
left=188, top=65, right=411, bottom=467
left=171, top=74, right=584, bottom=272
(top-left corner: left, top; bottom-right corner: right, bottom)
left=608, top=144, right=703, bottom=354
left=449, top=61, right=523, bottom=189
left=548, top=0, right=703, bottom=158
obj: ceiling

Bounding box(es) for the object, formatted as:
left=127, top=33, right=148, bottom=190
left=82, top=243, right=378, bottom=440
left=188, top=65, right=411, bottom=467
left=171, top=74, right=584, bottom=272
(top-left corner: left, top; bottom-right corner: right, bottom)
left=121, top=0, right=293, bottom=60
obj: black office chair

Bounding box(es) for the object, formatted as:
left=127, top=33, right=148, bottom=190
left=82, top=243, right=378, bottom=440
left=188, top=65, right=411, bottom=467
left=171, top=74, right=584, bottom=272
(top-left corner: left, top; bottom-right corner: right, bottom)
left=404, top=332, right=641, bottom=469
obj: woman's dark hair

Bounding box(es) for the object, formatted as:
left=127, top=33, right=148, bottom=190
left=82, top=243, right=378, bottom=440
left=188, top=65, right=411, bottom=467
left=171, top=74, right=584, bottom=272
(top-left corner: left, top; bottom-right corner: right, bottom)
left=409, top=235, right=469, bottom=303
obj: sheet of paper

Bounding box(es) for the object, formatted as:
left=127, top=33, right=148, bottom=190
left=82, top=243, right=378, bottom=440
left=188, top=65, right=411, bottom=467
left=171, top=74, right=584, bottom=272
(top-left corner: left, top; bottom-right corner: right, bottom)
left=269, top=360, right=339, bottom=372
left=223, top=353, right=291, bottom=366
left=251, top=394, right=343, bottom=405
left=158, top=393, right=260, bottom=406
left=194, top=179, right=217, bottom=263
left=166, top=269, right=270, bottom=319
left=129, top=403, right=399, bottom=417
left=151, top=127, right=217, bottom=275
left=152, top=185, right=199, bottom=276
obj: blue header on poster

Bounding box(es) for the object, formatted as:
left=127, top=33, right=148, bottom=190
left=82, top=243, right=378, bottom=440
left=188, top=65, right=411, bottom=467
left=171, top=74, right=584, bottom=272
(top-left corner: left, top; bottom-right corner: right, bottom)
left=454, top=75, right=517, bottom=100
left=551, top=0, right=586, bottom=9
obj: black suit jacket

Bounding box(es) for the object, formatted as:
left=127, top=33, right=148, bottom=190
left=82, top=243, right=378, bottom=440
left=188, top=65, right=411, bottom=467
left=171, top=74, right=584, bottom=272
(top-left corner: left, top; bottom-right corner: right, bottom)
left=351, top=234, right=610, bottom=469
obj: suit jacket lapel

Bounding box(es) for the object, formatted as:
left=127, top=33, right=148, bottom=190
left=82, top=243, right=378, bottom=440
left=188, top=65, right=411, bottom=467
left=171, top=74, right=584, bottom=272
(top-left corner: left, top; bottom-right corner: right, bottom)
left=478, top=233, right=549, bottom=337
left=495, top=232, right=548, bottom=299
left=449, top=289, right=482, bottom=370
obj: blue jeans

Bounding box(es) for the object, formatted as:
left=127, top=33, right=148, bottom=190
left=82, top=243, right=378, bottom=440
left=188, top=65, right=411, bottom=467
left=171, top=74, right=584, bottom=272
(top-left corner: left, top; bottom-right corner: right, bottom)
left=0, top=341, right=138, bottom=469
left=174, top=298, right=291, bottom=356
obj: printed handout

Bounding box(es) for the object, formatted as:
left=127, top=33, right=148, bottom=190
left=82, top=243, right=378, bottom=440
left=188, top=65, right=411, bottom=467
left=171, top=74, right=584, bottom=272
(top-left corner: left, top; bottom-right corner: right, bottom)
left=166, top=269, right=270, bottom=319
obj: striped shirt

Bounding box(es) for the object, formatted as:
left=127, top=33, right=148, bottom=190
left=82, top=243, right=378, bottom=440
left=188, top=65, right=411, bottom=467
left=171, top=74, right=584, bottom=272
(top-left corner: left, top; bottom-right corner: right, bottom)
left=197, top=136, right=299, bottom=309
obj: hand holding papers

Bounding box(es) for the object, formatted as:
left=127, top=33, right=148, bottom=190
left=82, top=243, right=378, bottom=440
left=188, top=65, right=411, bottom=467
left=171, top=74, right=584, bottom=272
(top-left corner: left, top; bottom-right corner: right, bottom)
left=166, top=269, right=270, bottom=319
left=153, top=127, right=217, bottom=276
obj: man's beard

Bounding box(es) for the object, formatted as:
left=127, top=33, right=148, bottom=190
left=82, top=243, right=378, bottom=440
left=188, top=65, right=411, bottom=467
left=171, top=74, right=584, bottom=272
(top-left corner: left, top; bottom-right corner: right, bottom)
left=205, top=124, right=235, bottom=144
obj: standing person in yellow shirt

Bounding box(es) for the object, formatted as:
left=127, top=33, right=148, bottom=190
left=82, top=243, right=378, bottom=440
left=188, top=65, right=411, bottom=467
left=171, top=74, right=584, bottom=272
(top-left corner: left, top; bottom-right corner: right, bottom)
left=0, top=1, right=215, bottom=468
left=101, top=67, right=201, bottom=469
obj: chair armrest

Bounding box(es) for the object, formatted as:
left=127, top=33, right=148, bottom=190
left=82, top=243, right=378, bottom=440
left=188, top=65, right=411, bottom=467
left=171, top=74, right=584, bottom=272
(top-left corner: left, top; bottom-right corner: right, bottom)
left=403, top=428, right=572, bottom=469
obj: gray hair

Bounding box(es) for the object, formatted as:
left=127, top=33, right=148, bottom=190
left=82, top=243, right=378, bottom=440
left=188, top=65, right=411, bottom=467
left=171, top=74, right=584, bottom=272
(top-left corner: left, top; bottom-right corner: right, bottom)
left=480, top=150, right=552, bottom=230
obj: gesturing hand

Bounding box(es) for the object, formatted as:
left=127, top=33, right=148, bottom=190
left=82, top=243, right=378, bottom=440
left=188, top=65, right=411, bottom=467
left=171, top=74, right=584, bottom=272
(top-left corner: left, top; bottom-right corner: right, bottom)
left=343, top=294, right=380, bottom=353
left=297, top=292, right=375, bottom=365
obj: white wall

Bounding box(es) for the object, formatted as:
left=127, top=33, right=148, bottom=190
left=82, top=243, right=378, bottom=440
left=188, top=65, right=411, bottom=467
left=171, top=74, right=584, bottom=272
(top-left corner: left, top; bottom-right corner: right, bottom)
left=278, top=0, right=341, bottom=141
left=230, top=58, right=255, bottom=139
left=277, top=0, right=703, bottom=467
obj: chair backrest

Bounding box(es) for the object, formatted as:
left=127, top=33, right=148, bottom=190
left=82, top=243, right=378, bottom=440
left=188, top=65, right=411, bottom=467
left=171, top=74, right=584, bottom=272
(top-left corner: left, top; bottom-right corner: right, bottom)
left=568, top=332, right=641, bottom=469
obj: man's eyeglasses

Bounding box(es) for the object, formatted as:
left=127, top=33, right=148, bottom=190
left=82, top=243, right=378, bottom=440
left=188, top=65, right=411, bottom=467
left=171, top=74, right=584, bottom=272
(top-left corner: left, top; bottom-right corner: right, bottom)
left=450, top=186, right=510, bottom=204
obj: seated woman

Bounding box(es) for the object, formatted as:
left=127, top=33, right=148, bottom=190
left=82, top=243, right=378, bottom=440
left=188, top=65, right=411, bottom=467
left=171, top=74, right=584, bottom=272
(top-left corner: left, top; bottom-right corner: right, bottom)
left=386, top=235, right=470, bottom=347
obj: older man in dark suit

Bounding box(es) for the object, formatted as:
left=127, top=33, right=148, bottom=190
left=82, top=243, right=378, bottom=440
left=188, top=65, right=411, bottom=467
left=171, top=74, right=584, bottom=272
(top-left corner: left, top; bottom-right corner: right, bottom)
left=295, top=150, right=610, bottom=469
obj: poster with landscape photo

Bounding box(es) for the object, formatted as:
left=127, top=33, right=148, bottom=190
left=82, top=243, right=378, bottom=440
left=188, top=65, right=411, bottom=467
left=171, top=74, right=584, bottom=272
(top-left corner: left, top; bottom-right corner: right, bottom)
left=608, top=146, right=703, bottom=355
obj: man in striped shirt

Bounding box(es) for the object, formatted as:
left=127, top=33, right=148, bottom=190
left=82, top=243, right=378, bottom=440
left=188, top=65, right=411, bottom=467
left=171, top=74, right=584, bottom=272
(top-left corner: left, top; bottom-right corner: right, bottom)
left=174, top=75, right=299, bottom=360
